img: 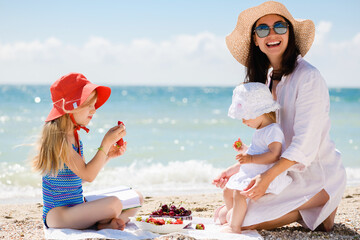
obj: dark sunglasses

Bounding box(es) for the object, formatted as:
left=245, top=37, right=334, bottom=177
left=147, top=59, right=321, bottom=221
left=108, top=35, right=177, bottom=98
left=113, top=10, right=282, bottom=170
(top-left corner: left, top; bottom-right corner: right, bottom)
left=254, top=21, right=288, bottom=38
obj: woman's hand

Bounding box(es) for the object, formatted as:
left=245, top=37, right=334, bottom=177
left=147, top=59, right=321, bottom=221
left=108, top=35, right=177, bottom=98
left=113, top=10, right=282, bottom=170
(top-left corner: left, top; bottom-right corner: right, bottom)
left=241, top=173, right=271, bottom=201
left=236, top=154, right=253, bottom=164
left=212, top=163, right=240, bottom=189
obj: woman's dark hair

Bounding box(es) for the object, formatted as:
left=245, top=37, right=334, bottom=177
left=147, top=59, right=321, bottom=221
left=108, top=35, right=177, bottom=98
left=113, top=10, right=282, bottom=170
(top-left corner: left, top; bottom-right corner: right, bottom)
left=245, top=17, right=300, bottom=84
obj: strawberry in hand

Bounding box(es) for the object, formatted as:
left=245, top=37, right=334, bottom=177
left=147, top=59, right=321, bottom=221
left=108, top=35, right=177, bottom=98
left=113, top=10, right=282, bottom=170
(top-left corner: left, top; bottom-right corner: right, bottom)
left=233, top=138, right=243, bottom=152
left=116, top=121, right=125, bottom=147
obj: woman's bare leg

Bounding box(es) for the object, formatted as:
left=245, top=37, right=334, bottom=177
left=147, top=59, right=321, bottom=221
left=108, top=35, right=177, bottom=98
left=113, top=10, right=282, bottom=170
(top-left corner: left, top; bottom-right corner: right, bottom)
left=315, top=207, right=337, bottom=232
left=243, top=189, right=330, bottom=230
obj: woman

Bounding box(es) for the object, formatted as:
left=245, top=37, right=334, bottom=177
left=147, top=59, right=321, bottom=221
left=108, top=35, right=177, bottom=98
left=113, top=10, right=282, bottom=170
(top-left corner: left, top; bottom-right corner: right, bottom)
left=213, top=1, right=346, bottom=231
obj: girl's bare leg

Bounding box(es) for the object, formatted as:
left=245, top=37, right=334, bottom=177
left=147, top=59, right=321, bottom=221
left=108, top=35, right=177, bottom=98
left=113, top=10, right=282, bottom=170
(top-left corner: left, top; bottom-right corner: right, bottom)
left=242, top=189, right=330, bottom=230
left=118, top=191, right=144, bottom=224
left=97, top=218, right=126, bottom=230
left=46, top=196, right=123, bottom=229
left=97, top=191, right=144, bottom=230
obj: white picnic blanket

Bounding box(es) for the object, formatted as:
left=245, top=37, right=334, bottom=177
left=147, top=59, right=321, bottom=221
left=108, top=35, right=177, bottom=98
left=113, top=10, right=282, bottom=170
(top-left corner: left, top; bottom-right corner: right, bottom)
left=44, top=217, right=263, bottom=240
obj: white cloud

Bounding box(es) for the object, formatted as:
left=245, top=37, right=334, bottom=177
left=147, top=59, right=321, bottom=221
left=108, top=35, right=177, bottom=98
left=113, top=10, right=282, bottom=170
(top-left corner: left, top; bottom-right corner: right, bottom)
left=0, top=26, right=359, bottom=87
left=307, top=21, right=360, bottom=87
left=0, top=32, right=242, bottom=86
left=313, top=21, right=332, bottom=46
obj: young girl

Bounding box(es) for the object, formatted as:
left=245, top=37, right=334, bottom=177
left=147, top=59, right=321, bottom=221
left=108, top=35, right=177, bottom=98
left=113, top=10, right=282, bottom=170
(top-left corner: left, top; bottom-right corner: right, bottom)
left=32, top=73, right=143, bottom=230
left=214, top=82, right=292, bottom=233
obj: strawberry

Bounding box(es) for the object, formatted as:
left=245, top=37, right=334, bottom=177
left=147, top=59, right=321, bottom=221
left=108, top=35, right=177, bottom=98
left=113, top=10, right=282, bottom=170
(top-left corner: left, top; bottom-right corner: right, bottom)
left=174, top=219, right=183, bottom=224
left=116, top=121, right=125, bottom=147
left=155, top=219, right=165, bottom=225
left=195, top=223, right=205, bottom=230
left=233, top=138, right=243, bottom=152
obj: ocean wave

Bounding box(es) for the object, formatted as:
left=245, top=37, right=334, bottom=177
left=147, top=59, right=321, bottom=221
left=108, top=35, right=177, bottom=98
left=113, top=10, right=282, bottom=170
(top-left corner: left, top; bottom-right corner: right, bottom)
left=1, top=162, right=360, bottom=204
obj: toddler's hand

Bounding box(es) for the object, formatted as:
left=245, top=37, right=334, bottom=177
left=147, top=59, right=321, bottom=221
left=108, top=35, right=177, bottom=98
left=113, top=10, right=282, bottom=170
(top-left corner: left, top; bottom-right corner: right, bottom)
left=212, top=171, right=229, bottom=189
left=236, top=154, right=253, bottom=164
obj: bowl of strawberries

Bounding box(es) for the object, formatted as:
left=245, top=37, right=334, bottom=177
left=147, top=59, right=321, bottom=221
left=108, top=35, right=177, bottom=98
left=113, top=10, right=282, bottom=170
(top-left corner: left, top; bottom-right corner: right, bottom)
left=132, top=216, right=191, bottom=234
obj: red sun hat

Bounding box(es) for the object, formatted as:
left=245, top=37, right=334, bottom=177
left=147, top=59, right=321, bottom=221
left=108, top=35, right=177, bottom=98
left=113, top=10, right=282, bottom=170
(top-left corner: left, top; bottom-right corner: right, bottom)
left=45, top=73, right=111, bottom=122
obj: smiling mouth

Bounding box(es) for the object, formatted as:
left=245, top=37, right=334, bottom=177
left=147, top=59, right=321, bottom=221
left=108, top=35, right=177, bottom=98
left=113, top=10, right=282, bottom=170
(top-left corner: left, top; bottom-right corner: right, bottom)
left=266, top=41, right=281, bottom=47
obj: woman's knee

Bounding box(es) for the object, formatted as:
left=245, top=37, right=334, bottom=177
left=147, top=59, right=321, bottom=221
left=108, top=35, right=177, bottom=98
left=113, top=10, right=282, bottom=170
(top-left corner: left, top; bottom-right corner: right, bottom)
left=297, top=189, right=329, bottom=210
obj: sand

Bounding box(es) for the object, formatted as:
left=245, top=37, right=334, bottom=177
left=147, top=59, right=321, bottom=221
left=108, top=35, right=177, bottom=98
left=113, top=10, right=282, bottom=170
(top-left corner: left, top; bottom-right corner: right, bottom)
left=0, top=186, right=359, bottom=240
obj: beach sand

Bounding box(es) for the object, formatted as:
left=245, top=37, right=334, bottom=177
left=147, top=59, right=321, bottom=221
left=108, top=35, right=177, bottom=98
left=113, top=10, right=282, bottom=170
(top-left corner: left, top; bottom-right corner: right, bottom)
left=1, top=186, right=359, bottom=240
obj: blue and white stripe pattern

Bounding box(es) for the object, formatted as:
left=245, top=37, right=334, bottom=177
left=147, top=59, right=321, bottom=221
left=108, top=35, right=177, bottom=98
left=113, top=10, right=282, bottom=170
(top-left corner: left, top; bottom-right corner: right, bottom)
left=42, top=141, right=84, bottom=225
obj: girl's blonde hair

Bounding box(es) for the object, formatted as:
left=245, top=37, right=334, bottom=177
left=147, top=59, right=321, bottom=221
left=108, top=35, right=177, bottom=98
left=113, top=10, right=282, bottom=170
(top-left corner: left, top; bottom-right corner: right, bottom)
left=32, top=91, right=98, bottom=176
left=264, top=111, right=277, bottom=123
left=32, top=114, right=72, bottom=176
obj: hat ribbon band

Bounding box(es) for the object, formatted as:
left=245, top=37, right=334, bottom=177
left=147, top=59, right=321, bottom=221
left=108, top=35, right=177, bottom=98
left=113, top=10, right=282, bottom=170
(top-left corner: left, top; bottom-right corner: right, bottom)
left=69, top=114, right=89, bottom=156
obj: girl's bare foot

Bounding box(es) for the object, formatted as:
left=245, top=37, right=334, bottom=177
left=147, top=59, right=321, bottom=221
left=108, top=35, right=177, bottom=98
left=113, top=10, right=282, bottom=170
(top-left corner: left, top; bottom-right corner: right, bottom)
left=97, top=218, right=126, bottom=230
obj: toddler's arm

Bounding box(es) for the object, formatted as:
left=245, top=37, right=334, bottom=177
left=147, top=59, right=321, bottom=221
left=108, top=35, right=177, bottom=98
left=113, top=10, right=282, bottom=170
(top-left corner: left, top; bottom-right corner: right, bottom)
left=236, top=141, right=282, bottom=165
left=212, top=163, right=240, bottom=188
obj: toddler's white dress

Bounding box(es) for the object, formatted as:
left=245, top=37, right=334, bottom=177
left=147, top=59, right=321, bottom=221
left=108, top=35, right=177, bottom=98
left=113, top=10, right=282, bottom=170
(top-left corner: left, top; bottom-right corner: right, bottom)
left=226, top=123, right=292, bottom=194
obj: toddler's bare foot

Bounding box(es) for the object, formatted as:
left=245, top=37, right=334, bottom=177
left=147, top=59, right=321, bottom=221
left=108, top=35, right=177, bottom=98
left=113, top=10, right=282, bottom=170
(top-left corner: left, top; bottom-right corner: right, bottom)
left=97, top=218, right=126, bottom=230
left=218, top=206, right=229, bottom=225
left=221, top=225, right=242, bottom=234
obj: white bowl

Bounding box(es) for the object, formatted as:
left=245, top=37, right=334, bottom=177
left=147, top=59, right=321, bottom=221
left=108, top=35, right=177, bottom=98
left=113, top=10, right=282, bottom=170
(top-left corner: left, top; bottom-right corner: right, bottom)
left=131, top=217, right=192, bottom=234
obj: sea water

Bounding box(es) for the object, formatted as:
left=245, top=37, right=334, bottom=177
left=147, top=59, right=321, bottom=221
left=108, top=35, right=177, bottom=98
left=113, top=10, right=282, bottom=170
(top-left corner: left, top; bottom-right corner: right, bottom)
left=0, top=85, right=359, bottom=204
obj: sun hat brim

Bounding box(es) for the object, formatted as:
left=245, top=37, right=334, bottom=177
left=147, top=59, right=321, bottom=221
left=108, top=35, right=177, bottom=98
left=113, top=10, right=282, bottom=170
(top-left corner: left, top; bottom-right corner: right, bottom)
left=228, top=82, right=280, bottom=120
left=225, top=1, right=315, bottom=66
left=45, top=74, right=111, bottom=122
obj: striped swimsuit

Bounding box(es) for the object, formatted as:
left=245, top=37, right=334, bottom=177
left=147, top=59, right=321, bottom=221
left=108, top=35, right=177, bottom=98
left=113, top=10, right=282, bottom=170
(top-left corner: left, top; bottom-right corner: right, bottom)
left=42, top=141, right=84, bottom=227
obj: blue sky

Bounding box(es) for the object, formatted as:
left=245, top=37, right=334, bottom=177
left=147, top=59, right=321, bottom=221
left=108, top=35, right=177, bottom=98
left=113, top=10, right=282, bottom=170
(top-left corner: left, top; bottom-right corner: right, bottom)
left=1, top=0, right=359, bottom=87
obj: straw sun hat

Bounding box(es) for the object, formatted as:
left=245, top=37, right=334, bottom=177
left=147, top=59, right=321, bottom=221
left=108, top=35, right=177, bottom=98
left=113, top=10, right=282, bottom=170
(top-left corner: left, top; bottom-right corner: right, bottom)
left=226, top=1, right=315, bottom=66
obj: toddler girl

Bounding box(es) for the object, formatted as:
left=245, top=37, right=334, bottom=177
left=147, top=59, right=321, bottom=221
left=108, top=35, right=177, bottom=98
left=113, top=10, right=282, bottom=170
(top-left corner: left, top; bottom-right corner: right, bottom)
left=32, top=73, right=143, bottom=230
left=213, top=82, right=292, bottom=233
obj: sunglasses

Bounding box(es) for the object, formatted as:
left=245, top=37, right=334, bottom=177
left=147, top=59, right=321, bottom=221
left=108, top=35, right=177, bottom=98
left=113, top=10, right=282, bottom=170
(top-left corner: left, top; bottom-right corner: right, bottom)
left=254, top=21, right=288, bottom=38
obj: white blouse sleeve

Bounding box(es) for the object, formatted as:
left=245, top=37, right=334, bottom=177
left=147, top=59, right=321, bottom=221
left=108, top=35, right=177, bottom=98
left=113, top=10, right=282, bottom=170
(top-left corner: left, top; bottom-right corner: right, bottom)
left=281, top=68, right=329, bottom=171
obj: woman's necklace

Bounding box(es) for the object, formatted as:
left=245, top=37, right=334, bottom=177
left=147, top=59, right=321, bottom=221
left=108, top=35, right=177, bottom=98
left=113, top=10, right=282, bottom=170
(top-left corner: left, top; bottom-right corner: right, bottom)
left=269, top=70, right=283, bottom=100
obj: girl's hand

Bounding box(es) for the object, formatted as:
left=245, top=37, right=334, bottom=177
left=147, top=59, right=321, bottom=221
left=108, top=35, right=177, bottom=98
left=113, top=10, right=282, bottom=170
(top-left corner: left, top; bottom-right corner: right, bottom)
left=241, top=173, right=271, bottom=201
left=212, top=164, right=240, bottom=189
left=102, top=125, right=126, bottom=148
left=236, top=154, right=253, bottom=164
left=107, top=142, right=127, bottom=159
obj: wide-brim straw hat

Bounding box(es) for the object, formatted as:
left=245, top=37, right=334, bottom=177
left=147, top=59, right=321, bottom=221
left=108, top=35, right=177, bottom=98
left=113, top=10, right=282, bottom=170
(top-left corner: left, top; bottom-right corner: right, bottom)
left=226, top=1, right=315, bottom=66
left=46, top=73, right=111, bottom=122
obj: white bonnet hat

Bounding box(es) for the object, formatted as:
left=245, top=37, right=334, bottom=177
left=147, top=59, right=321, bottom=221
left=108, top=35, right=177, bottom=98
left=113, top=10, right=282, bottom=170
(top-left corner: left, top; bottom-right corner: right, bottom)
left=228, top=82, right=280, bottom=120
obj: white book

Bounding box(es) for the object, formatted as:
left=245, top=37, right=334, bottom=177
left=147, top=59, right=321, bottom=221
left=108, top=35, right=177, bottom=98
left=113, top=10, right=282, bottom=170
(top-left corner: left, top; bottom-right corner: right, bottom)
left=84, top=186, right=141, bottom=210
